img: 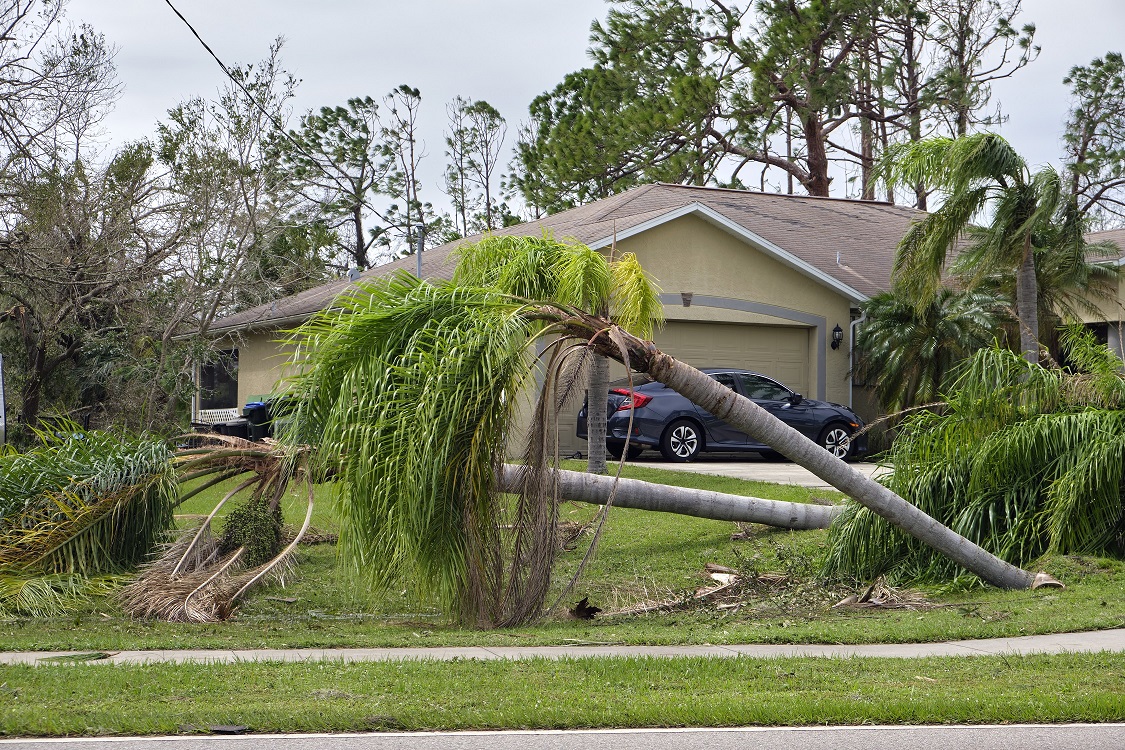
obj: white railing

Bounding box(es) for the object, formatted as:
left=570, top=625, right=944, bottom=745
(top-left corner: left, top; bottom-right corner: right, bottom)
left=195, top=408, right=240, bottom=425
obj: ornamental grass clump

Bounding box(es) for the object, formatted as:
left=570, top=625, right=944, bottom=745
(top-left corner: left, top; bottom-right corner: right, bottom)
left=0, top=426, right=177, bottom=616
left=825, top=327, right=1125, bottom=583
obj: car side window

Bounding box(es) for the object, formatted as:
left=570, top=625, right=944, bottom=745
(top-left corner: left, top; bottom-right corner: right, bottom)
left=737, top=373, right=791, bottom=401
left=709, top=372, right=738, bottom=390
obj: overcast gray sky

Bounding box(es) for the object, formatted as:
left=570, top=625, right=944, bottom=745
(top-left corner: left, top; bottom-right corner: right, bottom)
left=65, top=0, right=1125, bottom=207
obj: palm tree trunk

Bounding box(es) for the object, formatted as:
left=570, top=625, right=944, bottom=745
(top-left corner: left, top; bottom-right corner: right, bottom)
left=1016, top=234, right=1040, bottom=363
left=563, top=315, right=1041, bottom=589
left=498, top=464, right=841, bottom=530
left=585, top=353, right=610, bottom=474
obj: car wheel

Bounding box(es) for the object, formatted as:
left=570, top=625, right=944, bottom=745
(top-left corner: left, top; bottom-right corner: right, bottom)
left=818, top=423, right=853, bottom=460
left=607, top=442, right=644, bottom=461
left=660, top=419, right=702, bottom=462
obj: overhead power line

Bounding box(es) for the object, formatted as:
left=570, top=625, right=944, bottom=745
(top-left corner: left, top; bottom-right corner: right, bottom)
left=159, top=0, right=379, bottom=245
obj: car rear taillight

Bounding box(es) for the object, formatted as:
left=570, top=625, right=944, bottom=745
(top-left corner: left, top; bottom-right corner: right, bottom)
left=611, top=388, right=652, bottom=411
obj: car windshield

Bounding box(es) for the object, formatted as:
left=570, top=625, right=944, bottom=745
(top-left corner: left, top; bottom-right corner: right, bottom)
left=736, top=373, right=792, bottom=401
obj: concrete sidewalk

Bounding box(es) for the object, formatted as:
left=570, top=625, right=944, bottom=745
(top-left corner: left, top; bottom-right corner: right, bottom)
left=627, top=456, right=890, bottom=489
left=4, top=628, right=1124, bottom=665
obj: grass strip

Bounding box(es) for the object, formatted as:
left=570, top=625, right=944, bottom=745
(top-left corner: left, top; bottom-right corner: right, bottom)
left=1, top=653, right=1124, bottom=736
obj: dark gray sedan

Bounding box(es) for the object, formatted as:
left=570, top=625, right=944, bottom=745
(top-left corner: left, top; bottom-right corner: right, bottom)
left=577, top=368, right=867, bottom=462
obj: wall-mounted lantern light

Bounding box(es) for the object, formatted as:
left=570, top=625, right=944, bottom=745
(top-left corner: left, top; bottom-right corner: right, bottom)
left=830, top=324, right=844, bottom=350
left=681, top=292, right=693, bottom=307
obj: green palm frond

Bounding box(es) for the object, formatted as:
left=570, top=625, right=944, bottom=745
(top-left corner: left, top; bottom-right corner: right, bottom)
left=454, top=233, right=587, bottom=304
left=609, top=252, right=663, bottom=338
left=0, top=572, right=123, bottom=618
left=826, top=342, right=1125, bottom=583
left=281, top=273, right=558, bottom=626
left=876, top=134, right=1025, bottom=196
left=555, top=242, right=612, bottom=312
left=0, top=427, right=176, bottom=575
left=855, top=288, right=1003, bottom=411
left=895, top=187, right=989, bottom=305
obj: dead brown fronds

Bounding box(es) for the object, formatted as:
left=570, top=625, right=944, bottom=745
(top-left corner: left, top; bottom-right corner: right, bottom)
left=117, top=437, right=313, bottom=623
left=831, top=576, right=937, bottom=610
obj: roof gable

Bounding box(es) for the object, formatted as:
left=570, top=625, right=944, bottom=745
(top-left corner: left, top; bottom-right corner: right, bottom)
left=585, top=201, right=868, bottom=303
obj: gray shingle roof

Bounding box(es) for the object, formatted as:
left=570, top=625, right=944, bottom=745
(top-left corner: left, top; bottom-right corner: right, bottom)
left=1088, top=228, right=1125, bottom=261
left=208, top=183, right=925, bottom=336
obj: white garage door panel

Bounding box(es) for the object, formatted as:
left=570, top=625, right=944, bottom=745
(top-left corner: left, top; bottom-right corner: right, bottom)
left=553, top=321, right=811, bottom=456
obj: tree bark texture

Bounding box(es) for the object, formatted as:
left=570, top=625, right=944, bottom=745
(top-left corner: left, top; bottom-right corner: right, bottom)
left=499, top=464, right=841, bottom=530
left=585, top=353, right=610, bottom=475
left=1016, top=234, right=1040, bottom=363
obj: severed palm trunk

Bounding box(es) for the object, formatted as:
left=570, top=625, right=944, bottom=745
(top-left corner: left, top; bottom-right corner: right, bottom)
left=498, top=464, right=840, bottom=530
left=560, top=314, right=1047, bottom=590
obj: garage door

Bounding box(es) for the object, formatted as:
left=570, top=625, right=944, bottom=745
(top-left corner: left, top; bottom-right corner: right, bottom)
left=554, top=321, right=811, bottom=457
left=655, top=322, right=810, bottom=396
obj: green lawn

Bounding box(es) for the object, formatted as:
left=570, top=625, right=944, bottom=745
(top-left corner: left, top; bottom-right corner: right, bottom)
left=2, top=461, right=1124, bottom=652
left=3, top=653, right=1125, bottom=736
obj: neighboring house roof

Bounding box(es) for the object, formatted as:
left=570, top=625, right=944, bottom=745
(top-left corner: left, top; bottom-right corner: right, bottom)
left=1088, top=228, right=1125, bottom=263
left=208, top=183, right=925, bottom=336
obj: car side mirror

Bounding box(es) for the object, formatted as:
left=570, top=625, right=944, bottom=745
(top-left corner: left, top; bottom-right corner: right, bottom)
left=787, top=393, right=803, bottom=406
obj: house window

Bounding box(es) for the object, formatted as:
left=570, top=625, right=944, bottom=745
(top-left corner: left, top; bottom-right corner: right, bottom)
left=198, top=349, right=239, bottom=409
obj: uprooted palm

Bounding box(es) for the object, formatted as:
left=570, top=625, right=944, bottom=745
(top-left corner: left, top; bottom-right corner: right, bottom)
left=282, top=265, right=1049, bottom=629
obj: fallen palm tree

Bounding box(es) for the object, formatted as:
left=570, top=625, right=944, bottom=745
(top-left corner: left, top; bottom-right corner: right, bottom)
left=497, top=464, right=841, bottom=530
left=118, top=435, right=314, bottom=623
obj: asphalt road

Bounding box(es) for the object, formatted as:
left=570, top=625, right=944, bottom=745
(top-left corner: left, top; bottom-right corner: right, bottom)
left=5, top=726, right=1125, bottom=750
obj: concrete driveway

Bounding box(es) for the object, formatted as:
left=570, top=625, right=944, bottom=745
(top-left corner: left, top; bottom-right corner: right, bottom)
left=624, top=454, right=890, bottom=490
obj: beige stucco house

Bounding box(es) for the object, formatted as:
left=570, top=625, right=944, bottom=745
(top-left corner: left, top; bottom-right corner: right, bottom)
left=1077, top=228, right=1125, bottom=357
left=199, top=183, right=925, bottom=454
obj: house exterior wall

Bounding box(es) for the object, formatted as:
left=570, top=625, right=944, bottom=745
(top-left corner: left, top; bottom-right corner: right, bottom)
left=615, top=214, right=855, bottom=402
left=203, top=213, right=861, bottom=461
left=199, top=330, right=296, bottom=414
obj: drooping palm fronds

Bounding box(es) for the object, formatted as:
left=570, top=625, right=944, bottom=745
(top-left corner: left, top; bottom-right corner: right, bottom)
left=0, top=572, right=124, bottom=618
left=454, top=233, right=662, bottom=477
left=0, top=427, right=176, bottom=575
left=118, top=435, right=314, bottom=623
left=281, top=232, right=667, bottom=627
left=280, top=272, right=558, bottom=627
left=0, top=426, right=177, bottom=616
left=826, top=331, right=1125, bottom=583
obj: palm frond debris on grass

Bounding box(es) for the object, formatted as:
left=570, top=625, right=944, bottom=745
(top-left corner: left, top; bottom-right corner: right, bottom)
left=118, top=435, right=313, bottom=623
left=0, top=426, right=176, bottom=617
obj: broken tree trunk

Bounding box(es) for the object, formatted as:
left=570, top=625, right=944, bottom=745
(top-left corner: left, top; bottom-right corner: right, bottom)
left=498, top=464, right=841, bottom=530
left=554, top=314, right=1050, bottom=590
